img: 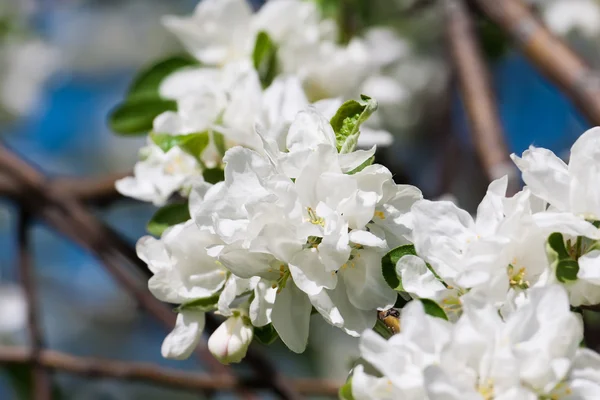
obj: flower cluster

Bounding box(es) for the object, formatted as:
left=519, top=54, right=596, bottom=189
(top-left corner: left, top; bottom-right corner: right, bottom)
left=113, top=0, right=600, bottom=393
left=136, top=97, right=422, bottom=361
left=352, top=285, right=600, bottom=399
left=114, top=0, right=409, bottom=206
left=350, top=127, right=600, bottom=398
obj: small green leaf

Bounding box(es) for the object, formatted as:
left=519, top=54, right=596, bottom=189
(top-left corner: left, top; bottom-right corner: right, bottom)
left=150, top=131, right=210, bottom=161
left=175, top=293, right=220, bottom=313
left=254, top=324, right=279, bottom=345
left=381, top=244, right=416, bottom=291
left=556, top=259, right=580, bottom=283
left=253, top=31, right=278, bottom=88
left=109, top=98, right=177, bottom=135
left=203, top=167, right=225, bottom=184
left=372, top=319, right=393, bottom=339
left=547, top=232, right=570, bottom=260
left=338, top=377, right=355, bottom=400
left=330, top=95, right=378, bottom=154
left=147, top=203, right=191, bottom=236
left=420, top=299, right=448, bottom=320
left=346, top=155, right=374, bottom=175
left=127, top=55, right=199, bottom=100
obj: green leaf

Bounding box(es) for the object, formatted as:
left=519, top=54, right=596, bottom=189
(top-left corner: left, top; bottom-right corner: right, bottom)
left=346, top=155, right=374, bottom=175
left=338, top=377, right=355, bottom=400
left=254, top=324, right=279, bottom=345
left=556, top=259, right=580, bottom=283
left=253, top=31, right=278, bottom=88
left=127, top=55, right=199, bottom=100
left=330, top=95, right=378, bottom=154
left=175, top=293, right=220, bottom=313
left=372, top=319, right=393, bottom=339
left=547, top=232, right=570, bottom=260
left=546, top=232, right=580, bottom=283
left=150, top=131, right=210, bottom=161
left=147, top=203, right=191, bottom=237
left=109, top=98, right=177, bottom=135
left=203, top=167, right=225, bottom=184
left=381, top=244, right=416, bottom=291
left=420, top=299, right=448, bottom=320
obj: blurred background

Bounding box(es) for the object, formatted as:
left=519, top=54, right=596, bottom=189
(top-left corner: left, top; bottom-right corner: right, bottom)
left=1, top=0, right=599, bottom=398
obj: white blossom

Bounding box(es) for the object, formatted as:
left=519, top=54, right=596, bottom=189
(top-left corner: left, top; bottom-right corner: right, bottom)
left=352, top=285, right=597, bottom=400
left=136, top=220, right=228, bottom=359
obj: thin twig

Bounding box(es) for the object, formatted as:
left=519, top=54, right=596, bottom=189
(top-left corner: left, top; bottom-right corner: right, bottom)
left=474, top=0, right=600, bottom=126
left=444, top=0, right=519, bottom=193
left=0, top=145, right=299, bottom=399
left=0, top=346, right=341, bottom=396
left=17, top=210, right=52, bottom=400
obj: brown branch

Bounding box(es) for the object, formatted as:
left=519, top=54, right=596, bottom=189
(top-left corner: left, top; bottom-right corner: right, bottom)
left=444, top=0, right=519, bottom=194
left=474, top=0, right=600, bottom=126
left=17, top=211, right=52, bottom=400
left=50, top=171, right=131, bottom=206
left=0, top=146, right=299, bottom=399
left=0, top=346, right=340, bottom=396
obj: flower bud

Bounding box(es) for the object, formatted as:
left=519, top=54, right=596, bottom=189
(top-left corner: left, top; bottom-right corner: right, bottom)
left=208, top=314, right=253, bottom=364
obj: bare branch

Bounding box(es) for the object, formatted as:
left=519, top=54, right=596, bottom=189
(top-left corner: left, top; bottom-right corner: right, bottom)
left=474, top=0, right=600, bottom=126
left=0, top=346, right=341, bottom=396
left=50, top=171, right=131, bottom=206
left=444, top=0, right=519, bottom=193
left=17, top=210, right=52, bottom=400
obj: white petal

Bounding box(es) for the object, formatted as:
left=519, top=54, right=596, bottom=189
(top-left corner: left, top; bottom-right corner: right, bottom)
left=271, top=282, right=312, bottom=353
left=348, top=229, right=387, bottom=248
left=250, top=279, right=277, bottom=327
left=511, top=147, right=570, bottom=211
left=397, top=254, right=446, bottom=299
left=531, top=212, right=600, bottom=239
left=342, top=249, right=396, bottom=310
left=578, top=250, right=600, bottom=285
left=161, top=311, right=205, bottom=360
left=288, top=249, right=338, bottom=296
left=286, top=106, right=336, bottom=152
left=338, top=146, right=376, bottom=173
left=309, top=280, right=375, bottom=336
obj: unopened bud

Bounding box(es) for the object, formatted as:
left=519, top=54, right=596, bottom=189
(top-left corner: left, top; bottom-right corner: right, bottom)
left=208, top=314, right=253, bottom=364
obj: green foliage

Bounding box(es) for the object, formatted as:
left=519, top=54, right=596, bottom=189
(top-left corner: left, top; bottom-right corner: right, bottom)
left=547, top=232, right=580, bottom=283
left=253, top=31, right=278, bottom=88
left=254, top=324, right=279, bottom=345
left=109, top=98, right=177, bottom=135
left=338, top=377, right=355, bottom=400
left=420, top=298, right=448, bottom=320
left=175, top=293, right=221, bottom=313
left=330, top=95, right=378, bottom=154
left=108, top=55, right=199, bottom=135
left=203, top=167, right=225, bottom=184
left=150, top=131, right=210, bottom=161
left=127, top=55, right=199, bottom=100
left=381, top=244, right=416, bottom=291
left=147, top=203, right=191, bottom=237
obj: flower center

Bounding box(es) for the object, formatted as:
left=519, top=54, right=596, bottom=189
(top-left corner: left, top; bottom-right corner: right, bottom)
left=306, top=207, right=325, bottom=226
left=507, top=262, right=529, bottom=289
left=477, top=379, right=494, bottom=400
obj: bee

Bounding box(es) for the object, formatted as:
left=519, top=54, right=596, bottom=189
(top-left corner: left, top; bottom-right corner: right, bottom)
left=378, top=309, right=400, bottom=334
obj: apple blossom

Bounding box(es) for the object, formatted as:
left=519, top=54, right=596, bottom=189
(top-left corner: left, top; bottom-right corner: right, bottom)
left=351, top=285, right=597, bottom=400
